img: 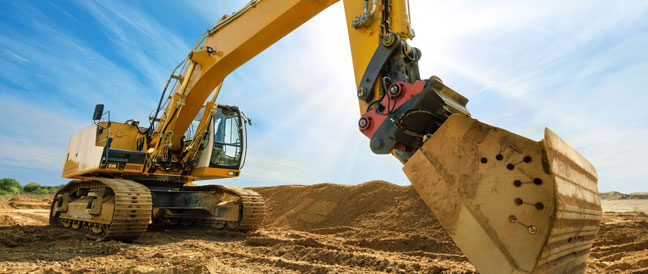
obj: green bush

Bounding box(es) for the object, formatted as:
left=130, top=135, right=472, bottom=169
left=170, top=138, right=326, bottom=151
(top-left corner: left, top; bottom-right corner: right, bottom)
left=0, top=178, right=23, bottom=194
left=23, top=182, right=41, bottom=193
left=0, top=178, right=63, bottom=195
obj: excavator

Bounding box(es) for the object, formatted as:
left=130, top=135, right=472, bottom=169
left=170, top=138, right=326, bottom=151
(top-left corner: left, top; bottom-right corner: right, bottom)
left=50, top=0, right=602, bottom=273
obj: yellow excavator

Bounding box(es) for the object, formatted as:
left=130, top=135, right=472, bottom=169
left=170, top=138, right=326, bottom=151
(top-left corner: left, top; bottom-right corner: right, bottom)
left=50, top=0, right=602, bottom=273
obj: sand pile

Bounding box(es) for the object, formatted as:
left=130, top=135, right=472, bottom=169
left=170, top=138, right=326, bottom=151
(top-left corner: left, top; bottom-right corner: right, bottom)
left=253, top=180, right=445, bottom=234
left=252, top=181, right=461, bottom=256
left=601, top=191, right=628, bottom=200
left=601, top=191, right=648, bottom=200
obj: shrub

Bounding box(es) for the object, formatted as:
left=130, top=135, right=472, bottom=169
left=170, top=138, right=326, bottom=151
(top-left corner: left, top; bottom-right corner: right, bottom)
left=0, top=178, right=23, bottom=194
left=23, top=182, right=41, bottom=193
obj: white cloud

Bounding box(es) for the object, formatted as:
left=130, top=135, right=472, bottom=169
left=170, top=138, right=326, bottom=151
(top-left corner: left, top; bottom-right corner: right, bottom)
left=4, top=50, right=29, bottom=63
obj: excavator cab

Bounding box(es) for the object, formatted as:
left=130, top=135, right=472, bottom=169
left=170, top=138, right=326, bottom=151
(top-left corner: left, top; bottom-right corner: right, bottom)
left=185, top=104, right=248, bottom=179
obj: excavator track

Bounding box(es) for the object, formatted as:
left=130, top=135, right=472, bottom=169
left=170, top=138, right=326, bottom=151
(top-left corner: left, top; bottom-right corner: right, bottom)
left=179, top=184, right=265, bottom=231
left=50, top=178, right=152, bottom=241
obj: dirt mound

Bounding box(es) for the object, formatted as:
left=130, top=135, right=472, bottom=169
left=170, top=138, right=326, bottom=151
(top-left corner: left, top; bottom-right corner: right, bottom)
left=252, top=181, right=459, bottom=256
left=253, top=180, right=445, bottom=233
left=629, top=192, right=648, bottom=199
left=601, top=191, right=627, bottom=200
left=601, top=191, right=648, bottom=200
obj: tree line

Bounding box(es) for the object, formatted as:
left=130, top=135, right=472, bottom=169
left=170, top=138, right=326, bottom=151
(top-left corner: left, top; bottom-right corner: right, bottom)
left=0, top=178, right=62, bottom=194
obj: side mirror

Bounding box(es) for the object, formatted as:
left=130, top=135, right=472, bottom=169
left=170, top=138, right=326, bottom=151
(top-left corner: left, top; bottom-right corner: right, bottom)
left=241, top=111, right=252, bottom=126
left=93, top=104, right=104, bottom=121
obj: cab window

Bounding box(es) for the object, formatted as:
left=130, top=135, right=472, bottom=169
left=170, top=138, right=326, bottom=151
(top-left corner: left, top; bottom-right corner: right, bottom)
left=210, top=107, right=242, bottom=168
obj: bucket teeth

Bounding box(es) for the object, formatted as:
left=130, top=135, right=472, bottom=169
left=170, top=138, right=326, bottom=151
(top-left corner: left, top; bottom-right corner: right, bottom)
left=403, top=114, right=601, bottom=274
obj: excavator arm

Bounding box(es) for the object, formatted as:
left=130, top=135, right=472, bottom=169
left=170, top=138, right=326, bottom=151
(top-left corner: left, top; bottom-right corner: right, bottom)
left=148, top=0, right=468, bottom=166
left=132, top=1, right=601, bottom=273
left=150, top=0, right=340, bottom=161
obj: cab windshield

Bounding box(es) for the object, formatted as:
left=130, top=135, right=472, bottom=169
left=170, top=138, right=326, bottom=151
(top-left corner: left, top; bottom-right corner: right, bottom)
left=210, top=107, right=243, bottom=169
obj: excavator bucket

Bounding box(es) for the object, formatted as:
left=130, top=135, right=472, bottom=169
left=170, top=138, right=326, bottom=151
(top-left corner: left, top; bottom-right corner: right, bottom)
left=403, top=114, right=601, bottom=274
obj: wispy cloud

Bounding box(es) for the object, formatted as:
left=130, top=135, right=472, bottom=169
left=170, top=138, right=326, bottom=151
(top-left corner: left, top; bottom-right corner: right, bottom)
left=4, top=50, right=29, bottom=63
left=75, top=0, right=190, bottom=90
left=0, top=24, right=153, bottom=121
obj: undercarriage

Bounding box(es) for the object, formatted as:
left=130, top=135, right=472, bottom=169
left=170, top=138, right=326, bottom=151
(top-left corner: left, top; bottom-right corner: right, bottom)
left=49, top=178, right=265, bottom=240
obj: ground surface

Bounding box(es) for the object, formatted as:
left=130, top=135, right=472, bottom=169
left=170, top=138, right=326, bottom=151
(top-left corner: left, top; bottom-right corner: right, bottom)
left=0, top=181, right=646, bottom=273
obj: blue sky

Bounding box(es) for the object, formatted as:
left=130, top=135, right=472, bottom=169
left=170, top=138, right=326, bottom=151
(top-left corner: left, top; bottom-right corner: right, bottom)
left=0, top=1, right=646, bottom=193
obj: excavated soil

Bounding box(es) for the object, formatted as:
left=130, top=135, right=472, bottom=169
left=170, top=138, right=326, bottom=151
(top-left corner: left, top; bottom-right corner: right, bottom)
left=0, top=181, right=646, bottom=273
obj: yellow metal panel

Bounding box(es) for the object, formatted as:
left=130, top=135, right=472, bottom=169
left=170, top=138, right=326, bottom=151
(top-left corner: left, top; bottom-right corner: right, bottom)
left=62, top=125, right=104, bottom=178
left=342, top=0, right=382, bottom=112
left=95, top=122, right=141, bottom=151
left=190, top=167, right=240, bottom=180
